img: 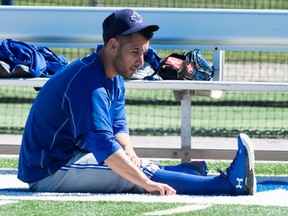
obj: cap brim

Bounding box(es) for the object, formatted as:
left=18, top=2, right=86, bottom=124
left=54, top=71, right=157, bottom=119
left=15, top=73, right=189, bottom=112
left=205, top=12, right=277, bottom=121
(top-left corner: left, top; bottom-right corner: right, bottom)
left=121, top=25, right=159, bottom=36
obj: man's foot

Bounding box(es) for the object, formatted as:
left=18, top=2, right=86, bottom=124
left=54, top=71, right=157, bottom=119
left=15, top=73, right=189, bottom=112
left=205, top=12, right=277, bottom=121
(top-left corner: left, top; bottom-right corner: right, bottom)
left=162, top=161, right=208, bottom=176
left=221, top=133, right=256, bottom=195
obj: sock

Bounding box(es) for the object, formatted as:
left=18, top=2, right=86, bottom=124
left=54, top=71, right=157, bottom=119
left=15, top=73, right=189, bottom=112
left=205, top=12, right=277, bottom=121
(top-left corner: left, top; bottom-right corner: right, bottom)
left=151, top=169, right=234, bottom=195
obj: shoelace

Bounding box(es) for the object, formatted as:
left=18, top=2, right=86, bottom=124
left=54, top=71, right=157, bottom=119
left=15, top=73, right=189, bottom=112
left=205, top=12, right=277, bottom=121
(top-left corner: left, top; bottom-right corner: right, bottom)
left=218, top=151, right=239, bottom=178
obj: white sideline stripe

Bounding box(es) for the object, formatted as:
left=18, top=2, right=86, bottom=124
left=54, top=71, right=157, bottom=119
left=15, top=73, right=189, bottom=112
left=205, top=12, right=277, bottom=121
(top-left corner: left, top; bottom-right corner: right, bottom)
left=143, top=204, right=211, bottom=215
left=0, top=200, right=18, bottom=206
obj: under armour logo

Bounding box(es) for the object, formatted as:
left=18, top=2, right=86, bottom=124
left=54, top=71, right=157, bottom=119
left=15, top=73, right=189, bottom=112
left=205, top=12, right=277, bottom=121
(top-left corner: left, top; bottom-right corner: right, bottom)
left=130, top=11, right=143, bottom=23
left=236, top=178, right=243, bottom=189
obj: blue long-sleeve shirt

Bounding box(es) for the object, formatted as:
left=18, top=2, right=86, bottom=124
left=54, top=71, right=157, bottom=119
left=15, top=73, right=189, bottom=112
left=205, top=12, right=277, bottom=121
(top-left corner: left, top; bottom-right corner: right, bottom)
left=17, top=52, right=128, bottom=183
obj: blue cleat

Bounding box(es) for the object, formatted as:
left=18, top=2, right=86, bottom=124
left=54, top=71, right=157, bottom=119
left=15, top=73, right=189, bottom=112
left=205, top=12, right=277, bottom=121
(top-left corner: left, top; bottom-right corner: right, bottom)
left=221, top=133, right=256, bottom=195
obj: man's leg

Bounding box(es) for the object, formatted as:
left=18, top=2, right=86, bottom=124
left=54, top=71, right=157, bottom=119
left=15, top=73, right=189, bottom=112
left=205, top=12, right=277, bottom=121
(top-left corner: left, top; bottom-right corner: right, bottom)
left=30, top=133, right=256, bottom=195
left=30, top=152, right=145, bottom=193
left=150, top=133, right=256, bottom=196
left=160, top=161, right=208, bottom=176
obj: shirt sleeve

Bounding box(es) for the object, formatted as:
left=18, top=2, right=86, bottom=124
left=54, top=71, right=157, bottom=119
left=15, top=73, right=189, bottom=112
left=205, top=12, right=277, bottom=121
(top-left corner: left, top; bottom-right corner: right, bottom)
left=83, top=131, right=122, bottom=164
left=113, top=81, right=129, bottom=135
left=69, top=88, right=123, bottom=164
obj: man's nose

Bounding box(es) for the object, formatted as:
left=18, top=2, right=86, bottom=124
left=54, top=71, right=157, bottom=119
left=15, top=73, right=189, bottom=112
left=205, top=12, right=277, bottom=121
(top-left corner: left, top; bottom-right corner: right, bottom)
left=136, top=56, right=144, bottom=68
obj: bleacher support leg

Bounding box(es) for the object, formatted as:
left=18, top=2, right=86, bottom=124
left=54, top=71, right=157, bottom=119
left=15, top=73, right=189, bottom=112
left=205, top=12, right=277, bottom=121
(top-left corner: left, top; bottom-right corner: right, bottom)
left=180, top=90, right=191, bottom=162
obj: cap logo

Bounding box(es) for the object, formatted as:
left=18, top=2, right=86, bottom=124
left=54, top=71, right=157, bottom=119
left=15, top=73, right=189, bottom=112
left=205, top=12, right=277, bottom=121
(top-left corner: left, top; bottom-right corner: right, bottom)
left=130, top=11, right=143, bottom=23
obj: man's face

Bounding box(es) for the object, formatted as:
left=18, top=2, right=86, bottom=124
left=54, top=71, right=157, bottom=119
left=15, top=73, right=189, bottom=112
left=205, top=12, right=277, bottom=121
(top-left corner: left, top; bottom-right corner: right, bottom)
left=113, top=33, right=149, bottom=79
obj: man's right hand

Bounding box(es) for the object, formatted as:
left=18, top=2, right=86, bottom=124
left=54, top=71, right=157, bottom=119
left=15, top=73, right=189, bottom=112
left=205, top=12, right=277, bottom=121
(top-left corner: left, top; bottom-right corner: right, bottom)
left=105, top=149, right=176, bottom=196
left=144, top=180, right=176, bottom=195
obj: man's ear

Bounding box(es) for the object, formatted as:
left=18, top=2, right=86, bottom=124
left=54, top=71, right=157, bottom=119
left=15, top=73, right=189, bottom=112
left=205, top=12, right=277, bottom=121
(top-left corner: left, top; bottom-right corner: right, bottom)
left=108, top=38, right=118, bottom=53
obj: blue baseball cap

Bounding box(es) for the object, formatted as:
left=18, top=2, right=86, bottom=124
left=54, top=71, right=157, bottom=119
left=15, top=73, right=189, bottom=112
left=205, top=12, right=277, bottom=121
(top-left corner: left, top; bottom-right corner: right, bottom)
left=102, top=9, right=159, bottom=43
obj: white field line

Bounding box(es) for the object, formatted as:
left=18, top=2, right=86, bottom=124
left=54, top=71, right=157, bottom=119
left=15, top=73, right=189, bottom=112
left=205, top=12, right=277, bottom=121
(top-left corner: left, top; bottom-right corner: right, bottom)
left=1, top=170, right=288, bottom=207
left=0, top=200, right=18, bottom=206
left=143, top=204, right=212, bottom=215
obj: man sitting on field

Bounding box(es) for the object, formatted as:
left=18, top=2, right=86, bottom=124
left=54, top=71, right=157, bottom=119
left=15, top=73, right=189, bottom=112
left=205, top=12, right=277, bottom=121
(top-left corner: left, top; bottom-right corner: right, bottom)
left=17, top=8, right=256, bottom=196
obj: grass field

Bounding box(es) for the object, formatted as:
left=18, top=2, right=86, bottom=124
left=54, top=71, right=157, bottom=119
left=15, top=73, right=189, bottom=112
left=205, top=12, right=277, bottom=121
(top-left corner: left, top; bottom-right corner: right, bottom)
left=0, top=200, right=287, bottom=216
left=0, top=157, right=288, bottom=215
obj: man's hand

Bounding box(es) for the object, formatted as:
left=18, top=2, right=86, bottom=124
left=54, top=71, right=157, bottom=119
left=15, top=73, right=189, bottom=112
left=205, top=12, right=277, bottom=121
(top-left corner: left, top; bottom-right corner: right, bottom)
left=144, top=180, right=176, bottom=195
